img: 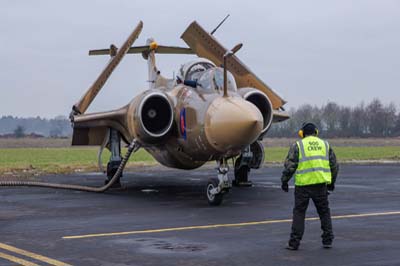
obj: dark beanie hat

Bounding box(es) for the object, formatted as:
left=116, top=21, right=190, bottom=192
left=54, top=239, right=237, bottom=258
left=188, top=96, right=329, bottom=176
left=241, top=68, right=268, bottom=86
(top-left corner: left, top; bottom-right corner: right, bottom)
left=303, top=123, right=317, bottom=136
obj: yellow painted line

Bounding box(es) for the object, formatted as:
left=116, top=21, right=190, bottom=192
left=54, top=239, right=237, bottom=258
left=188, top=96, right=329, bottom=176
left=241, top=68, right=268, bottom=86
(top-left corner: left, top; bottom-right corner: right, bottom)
left=0, top=251, right=40, bottom=266
left=63, top=210, right=400, bottom=240
left=0, top=243, right=71, bottom=266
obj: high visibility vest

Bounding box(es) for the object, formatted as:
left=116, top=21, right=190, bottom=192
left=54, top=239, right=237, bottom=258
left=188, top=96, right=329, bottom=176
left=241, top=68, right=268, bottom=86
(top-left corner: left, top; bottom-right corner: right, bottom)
left=295, top=136, right=332, bottom=186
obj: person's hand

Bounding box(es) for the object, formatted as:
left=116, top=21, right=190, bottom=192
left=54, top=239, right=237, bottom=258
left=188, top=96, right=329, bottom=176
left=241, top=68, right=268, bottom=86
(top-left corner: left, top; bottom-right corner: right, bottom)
left=281, top=182, right=289, bottom=192
left=327, top=183, right=335, bottom=191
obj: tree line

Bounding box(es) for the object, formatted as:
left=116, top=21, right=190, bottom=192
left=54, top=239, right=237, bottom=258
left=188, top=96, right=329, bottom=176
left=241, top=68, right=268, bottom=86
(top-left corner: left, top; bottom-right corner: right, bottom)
left=1, top=99, right=399, bottom=138
left=269, top=99, right=400, bottom=138
left=0, top=115, right=72, bottom=137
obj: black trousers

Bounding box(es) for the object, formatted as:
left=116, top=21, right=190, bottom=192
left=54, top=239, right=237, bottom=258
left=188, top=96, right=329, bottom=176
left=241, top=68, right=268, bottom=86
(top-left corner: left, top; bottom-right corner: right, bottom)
left=289, top=184, right=334, bottom=247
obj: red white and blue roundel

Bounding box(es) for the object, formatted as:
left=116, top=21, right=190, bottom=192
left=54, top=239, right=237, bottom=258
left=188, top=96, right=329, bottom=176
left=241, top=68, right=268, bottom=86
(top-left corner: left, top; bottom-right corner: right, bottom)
left=180, top=108, right=187, bottom=140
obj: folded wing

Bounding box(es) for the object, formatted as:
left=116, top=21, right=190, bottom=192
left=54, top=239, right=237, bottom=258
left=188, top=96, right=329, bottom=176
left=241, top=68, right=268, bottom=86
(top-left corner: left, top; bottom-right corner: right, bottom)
left=72, top=21, right=143, bottom=115
left=181, top=21, right=286, bottom=110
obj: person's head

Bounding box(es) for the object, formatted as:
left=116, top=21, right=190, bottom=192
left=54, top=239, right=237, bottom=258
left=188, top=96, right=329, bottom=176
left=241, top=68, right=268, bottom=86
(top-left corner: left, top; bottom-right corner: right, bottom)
left=298, top=122, right=319, bottom=138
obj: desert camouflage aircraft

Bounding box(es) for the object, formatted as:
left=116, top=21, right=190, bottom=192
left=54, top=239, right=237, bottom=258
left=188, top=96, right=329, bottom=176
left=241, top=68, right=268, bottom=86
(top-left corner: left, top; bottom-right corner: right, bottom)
left=69, top=19, right=289, bottom=205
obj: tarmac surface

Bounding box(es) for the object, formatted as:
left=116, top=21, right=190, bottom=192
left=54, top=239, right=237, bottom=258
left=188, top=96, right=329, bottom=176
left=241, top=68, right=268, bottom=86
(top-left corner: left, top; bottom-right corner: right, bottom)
left=1, top=164, right=400, bottom=266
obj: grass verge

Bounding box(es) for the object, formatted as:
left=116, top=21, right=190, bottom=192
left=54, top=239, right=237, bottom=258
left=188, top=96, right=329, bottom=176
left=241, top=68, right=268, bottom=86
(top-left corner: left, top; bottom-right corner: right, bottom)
left=0, top=146, right=399, bottom=176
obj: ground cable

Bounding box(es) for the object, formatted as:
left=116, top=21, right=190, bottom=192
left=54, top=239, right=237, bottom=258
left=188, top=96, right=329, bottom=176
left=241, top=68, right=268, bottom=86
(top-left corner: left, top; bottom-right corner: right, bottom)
left=0, top=139, right=140, bottom=193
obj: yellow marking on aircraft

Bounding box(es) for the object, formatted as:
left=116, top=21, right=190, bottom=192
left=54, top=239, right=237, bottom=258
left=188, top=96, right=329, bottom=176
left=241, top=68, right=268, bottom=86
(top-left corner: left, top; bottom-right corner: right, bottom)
left=0, top=243, right=71, bottom=266
left=63, top=211, right=400, bottom=240
left=0, top=251, right=40, bottom=266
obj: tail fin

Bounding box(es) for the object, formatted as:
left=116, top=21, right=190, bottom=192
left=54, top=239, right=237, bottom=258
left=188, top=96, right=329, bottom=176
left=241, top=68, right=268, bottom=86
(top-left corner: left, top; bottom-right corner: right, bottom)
left=145, top=38, right=174, bottom=89
left=146, top=38, right=158, bottom=89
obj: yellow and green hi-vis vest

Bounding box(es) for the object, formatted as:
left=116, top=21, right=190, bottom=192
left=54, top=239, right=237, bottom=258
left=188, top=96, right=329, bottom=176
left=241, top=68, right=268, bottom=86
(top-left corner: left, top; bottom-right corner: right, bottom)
left=295, top=136, right=332, bottom=186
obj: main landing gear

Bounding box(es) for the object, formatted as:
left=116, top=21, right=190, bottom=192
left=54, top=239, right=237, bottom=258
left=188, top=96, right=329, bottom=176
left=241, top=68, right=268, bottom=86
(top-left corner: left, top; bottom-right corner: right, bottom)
left=233, top=141, right=265, bottom=187
left=233, top=155, right=252, bottom=187
left=206, top=159, right=231, bottom=206
left=105, top=129, right=123, bottom=188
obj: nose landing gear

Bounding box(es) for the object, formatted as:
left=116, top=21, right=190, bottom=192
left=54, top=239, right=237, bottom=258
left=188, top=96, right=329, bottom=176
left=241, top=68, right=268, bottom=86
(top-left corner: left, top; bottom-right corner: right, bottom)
left=206, top=159, right=231, bottom=206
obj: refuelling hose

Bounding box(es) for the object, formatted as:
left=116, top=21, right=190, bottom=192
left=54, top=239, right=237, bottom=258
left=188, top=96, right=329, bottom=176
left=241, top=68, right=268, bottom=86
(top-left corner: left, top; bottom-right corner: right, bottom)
left=0, top=139, right=140, bottom=193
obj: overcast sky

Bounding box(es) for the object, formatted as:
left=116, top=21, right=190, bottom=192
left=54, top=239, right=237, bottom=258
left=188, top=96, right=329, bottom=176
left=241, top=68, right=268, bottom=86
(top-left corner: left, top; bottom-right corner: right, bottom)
left=1, top=0, right=399, bottom=118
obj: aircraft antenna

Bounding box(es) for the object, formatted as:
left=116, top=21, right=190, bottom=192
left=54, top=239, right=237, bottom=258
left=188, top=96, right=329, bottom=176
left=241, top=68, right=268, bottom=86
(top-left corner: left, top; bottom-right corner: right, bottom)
left=211, top=14, right=230, bottom=35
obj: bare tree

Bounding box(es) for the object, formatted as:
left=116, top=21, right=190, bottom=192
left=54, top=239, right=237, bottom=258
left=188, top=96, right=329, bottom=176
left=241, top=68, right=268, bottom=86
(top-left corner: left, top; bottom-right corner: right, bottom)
left=366, top=99, right=385, bottom=137
left=322, top=102, right=341, bottom=137
left=382, top=103, right=397, bottom=137
left=338, top=106, right=351, bottom=137
left=13, top=125, right=25, bottom=138
left=267, top=99, right=399, bottom=138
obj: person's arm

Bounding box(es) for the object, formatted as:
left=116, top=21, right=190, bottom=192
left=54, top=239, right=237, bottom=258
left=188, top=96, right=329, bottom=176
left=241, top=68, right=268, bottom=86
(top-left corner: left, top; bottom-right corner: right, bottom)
left=281, top=143, right=299, bottom=184
left=329, top=147, right=339, bottom=185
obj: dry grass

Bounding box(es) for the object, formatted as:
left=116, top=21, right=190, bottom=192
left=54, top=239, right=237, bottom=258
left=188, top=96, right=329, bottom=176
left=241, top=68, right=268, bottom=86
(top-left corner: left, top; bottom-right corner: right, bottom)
left=0, top=138, right=399, bottom=177
left=0, top=146, right=399, bottom=177
left=0, top=138, right=71, bottom=148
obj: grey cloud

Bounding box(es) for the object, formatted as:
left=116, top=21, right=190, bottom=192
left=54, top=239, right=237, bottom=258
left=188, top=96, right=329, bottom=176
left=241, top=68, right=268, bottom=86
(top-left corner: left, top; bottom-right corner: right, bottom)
left=0, top=0, right=399, bottom=117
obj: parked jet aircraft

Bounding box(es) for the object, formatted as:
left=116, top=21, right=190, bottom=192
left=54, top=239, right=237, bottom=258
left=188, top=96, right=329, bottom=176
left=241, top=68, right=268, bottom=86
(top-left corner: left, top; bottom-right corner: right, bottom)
left=2, top=19, right=289, bottom=205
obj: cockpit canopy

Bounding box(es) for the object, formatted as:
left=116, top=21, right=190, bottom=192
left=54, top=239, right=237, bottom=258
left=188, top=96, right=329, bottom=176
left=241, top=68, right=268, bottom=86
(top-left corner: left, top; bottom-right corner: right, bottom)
left=179, top=58, right=215, bottom=80
left=185, top=62, right=215, bottom=81
left=179, top=59, right=237, bottom=93
left=197, top=68, right=237, bottom=92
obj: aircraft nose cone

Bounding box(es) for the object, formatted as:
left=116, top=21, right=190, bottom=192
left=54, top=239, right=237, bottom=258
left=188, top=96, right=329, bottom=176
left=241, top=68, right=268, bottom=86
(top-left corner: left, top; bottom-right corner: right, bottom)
left=205, top=97, right=263, bottom=152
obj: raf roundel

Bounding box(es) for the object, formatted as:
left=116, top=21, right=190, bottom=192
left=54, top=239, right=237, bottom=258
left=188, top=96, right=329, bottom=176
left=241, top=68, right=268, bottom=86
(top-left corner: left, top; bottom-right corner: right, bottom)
left=180, top=108, right=187, bottom=140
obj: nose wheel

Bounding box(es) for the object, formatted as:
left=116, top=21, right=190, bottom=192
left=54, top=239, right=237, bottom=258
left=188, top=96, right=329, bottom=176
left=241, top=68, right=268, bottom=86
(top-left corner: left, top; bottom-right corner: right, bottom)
left=206, top=178, right=224, bottom=206
left=206, top=159, right=231, bottom=206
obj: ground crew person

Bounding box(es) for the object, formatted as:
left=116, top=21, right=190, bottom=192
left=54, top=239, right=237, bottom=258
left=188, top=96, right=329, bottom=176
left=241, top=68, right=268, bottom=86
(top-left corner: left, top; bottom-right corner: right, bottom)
left=281, top=122, right=339, bottom=250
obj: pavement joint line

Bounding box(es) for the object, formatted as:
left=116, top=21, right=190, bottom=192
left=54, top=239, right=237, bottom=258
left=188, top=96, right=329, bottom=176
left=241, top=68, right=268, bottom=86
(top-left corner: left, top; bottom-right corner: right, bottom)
left=0, top=243, right=71, bottom=266
left=62, top=210, right=400, bottom=240
left=0, top=251, right=40, bottom=266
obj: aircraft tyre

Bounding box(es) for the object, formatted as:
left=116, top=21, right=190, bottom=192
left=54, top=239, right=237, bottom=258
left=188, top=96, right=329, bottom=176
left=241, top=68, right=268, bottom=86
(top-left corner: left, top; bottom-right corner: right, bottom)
left=233, top=158, right=252, bottom=187
left=105, top=161, right=122, bottom=188
left=206, top=178, right=224, bottom=206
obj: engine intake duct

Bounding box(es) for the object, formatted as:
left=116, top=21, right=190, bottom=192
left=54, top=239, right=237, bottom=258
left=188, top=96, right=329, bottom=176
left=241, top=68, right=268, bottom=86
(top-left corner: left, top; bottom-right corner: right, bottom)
left=128, top=91, right=174, bottom=144
left=140, top=93, right=173, bottom=137
left=241, top=89, right=273, bottom=137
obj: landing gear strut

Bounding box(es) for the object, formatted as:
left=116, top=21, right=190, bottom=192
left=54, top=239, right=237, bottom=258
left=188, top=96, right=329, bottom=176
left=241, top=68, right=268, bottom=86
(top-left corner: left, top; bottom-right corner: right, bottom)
left=233, top=157, right=251, bottom=187
left=233, top=145, right=253, bottom=187
left=206, top=159, right=231, bottom=206
left=233, top=141, right=265, bottom=187
left=105, top=129, right=123, bottom=187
